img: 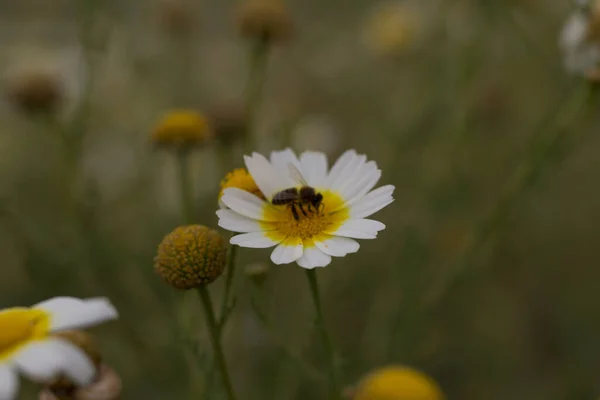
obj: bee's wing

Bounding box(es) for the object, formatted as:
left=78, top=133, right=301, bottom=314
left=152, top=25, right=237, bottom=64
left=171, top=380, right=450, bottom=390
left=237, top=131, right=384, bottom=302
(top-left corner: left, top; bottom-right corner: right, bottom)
left=288, top=163, right=308, bottom=186
left=274, top=189, right=299, bottom=200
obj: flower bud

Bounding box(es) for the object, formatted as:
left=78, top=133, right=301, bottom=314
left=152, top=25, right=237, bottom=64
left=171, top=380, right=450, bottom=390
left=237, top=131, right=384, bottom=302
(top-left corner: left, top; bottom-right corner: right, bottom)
left=353, top=366, right=444, bottom=400
left=47, top=330, right=102, bottom=396
left=152, top=110, right=212, bottom=151
left=235, top=0, right=293, bottom=43
left=7, top=71, right=63, bottom=115
left=155, top=225, right=228, bottom=289
left=40, top=365, right=122, bottom=400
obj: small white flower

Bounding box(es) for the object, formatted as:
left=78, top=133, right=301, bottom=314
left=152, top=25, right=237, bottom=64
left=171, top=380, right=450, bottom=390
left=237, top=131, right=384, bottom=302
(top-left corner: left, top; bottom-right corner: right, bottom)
left=0, top=297, right=118, bottom=400
left=559, top=5, right=600, bottom=76
left=217, top=149, right=395, bottom=269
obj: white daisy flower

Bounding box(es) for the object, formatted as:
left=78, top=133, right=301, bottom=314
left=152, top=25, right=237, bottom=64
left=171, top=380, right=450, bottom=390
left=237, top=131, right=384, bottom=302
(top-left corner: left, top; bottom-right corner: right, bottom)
left=559, top=3, right=600, bottom=78
left=0, top=297, right=118, bottom=400
left=216, top=149, right=395, bottom=269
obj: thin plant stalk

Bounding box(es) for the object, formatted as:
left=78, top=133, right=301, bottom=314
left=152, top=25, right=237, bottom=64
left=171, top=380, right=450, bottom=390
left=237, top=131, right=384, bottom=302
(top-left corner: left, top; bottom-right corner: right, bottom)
left=176, top=149, right=236, bottom=399
left=197, top=286, right=238, bottom=400
left=204, top=243, right=239, bottom=398
left=244, top=37, right=270, bottom=152
left=177, top=150, right=194, bottom=224
left=218, top=244, right=238, bottom=330
left=305, top=269, right=341, bottom=400
left=249, top=291, right=323, bottom=382
left=425, top=81, right=595, bottom=308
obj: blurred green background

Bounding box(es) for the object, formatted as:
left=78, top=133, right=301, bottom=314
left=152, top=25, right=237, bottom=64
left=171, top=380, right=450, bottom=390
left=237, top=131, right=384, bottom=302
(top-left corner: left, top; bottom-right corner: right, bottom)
left=1, top=0, right=599, bottom=399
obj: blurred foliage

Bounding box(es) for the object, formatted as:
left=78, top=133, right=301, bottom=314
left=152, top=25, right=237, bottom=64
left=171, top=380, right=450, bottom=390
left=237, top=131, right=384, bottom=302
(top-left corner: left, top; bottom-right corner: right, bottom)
left=1, top=0, right=600, bottom=399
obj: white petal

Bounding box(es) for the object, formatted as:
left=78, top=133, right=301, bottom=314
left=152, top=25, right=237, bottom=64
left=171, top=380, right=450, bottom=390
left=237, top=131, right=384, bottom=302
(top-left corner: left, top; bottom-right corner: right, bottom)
left=269, top=148, right=300, bottom=171
left=314, top=235, right=360, bottom=257
left=327, top=219, right=386, bottom=239
left=0, top=365, right=18, bottom=400
left=230, top=232, right=280, bottom=248
left=350, top=185, right=395, bottom=219
left=296, top=246, right=331, bottom=269
left=560, top=12, right=587, bottom=50
left=330, top=154, right=367, bottom=192
left=270, top=239, right=303, bottom=265
left=34, top=297, right=117, bottom=332
left=13, top=339, right=95, bottom=386
left=244, top=153, right=293, bottom=199
left=216, top=209, right=265, bottom=233
left=299, top=151, right=328, bottom=187
left=220, top=188, right=273, bottom=221
left=325, top=150, right=356, bottom=188
left=338, top=161, right=380, bottom=205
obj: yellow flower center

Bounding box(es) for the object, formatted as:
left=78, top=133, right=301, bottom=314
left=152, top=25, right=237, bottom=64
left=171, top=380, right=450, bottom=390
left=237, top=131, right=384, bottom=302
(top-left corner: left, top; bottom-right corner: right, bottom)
left=0, top=308, right=50, bottom=360
left=220, top=168, right=265, bottom=200
left=261, top=190, right=349, bottom=244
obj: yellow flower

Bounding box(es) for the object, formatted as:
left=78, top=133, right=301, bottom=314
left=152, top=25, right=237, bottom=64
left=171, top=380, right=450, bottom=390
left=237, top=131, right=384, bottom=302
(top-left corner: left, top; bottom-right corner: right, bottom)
left=353, top=366, right=444, bottom=400
left=152, top=110, right=211, bottom=149
left=363, top=2, right=420, bottom=57
left=154, top=225, right=228, bottom=289
left=219, top=168, right=265, bottom=203
left=235, top=0, right=293, bottom=43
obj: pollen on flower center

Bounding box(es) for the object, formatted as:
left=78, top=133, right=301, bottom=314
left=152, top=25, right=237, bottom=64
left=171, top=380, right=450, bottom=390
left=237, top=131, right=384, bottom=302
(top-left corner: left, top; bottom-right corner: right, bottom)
left=0, top=308, right=49, bottom=358
left=262, top=190, right=349, bottom=243
left=274, top=211, right=334, bottom=240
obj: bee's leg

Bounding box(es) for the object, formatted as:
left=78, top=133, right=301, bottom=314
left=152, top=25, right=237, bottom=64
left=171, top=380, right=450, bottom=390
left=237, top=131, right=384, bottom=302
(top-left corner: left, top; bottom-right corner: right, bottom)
left=318, top=203, right=325, bottom=214
left=290, top=204, right=300, bottom=221
left=299, top=203, right=308, bottom=217
left=307, top=204, right=314, bottom=214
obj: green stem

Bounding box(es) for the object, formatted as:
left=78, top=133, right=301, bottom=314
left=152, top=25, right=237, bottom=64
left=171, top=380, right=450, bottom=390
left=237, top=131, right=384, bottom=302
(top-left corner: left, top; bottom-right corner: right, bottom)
left=249, top=293, right=323, bottom=382
left=177, top=150, right=194, bottom=224
left=218, top=244, right=238, bottom=331
left=197, top=286, right=237, bottom=400
left=305, top=269, right=341, bottom=400
left=244, top=37, right=270, bottom=152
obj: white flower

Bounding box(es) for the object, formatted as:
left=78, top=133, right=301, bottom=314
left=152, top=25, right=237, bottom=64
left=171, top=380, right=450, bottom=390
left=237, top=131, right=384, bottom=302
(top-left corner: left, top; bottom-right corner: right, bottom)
left=0, top=297, right=118, bottom=400
left=559, top=5, right=600, bottom=76
left=216, top=149, right=395, bottom=269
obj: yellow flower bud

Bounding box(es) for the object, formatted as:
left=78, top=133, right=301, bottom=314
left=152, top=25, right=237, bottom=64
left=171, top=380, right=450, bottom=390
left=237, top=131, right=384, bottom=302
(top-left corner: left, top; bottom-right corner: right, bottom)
left=155, top=225, right=228, bottom=289
left=219, top=168, right=265, bottom=202
left=152, top=110, right=212, bottom=150
left=353, top=366, right=444, bottom=400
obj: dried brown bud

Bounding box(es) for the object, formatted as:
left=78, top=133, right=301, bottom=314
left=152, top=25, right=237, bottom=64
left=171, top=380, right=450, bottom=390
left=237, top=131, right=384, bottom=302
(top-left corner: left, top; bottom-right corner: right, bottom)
left=244, top=262, right=269, bottom=286
left=7, top=71, right=63, bottom=115
left=40, top=365, right=122, bottom=400
left=158, top=0, right=196, bottom=37
left=235, top=0, right=293, bottom=43
left=46, top=331, right=103, bottom=396
left=208, top=102, right=248, bottom=147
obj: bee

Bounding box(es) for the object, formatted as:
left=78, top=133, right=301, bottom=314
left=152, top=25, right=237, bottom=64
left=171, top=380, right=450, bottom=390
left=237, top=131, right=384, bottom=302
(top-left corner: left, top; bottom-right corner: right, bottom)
left=271, top=164, right=324, bottom=221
